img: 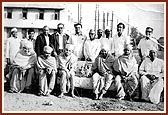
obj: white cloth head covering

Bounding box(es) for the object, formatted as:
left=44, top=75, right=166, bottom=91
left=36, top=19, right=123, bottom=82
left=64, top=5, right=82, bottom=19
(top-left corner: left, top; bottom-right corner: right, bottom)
left=65, top=44, right=74, bottom=51
left=124, top=44, right=133, bottom=50
left=101, top=45, right=110, bottom=51
left=11, top=28, right=17, bottom=32
left=21, top=40, right=33, bottom=49
left=43, top=46, right=53, bottom=53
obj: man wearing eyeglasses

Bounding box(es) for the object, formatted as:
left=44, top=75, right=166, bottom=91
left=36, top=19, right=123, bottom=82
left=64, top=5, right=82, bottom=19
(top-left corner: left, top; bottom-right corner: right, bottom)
left=137, top=27, right=158, bottom=61
left=51, top=23, right=69, bottom=56
left=57, top=44, right=77, bottom=98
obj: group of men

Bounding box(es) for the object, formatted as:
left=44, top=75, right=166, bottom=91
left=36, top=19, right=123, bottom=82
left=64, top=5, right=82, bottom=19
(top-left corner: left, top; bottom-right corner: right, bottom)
left=5, top=22, right=164, bottom=104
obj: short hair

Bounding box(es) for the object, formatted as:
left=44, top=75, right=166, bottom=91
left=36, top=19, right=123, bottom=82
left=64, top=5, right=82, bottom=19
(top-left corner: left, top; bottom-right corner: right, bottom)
left=57, top=23, right=64, bottom=27
left=43, top=25, right=49, bottom=29
left=28, top=29, right=35, bottom=34
left=146, top=27, right=153, bottom=32
left=74, top=23, right=82, bottom=28
left=117, top=23, right=125, bottom=29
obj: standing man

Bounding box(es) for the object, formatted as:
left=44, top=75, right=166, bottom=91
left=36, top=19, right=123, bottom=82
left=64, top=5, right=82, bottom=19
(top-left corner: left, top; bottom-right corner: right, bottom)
left=51, top=23, right=69, bottom=56
left=83, top=29, right=101, bottom=62
left=35, top=25, right=53, bottom=57
left=100, top=28, right=113, bottom=54
left=57, top=44, right=78, bottom=98
left=6, top=28, right=21, bottom=65
left=139, top=50, right=164, bottom=104
left=68, top=23, right=87, bottom=60
left=137, top=27, right=158, bottom=61
left=96, top=29, right=104, bottom=40
left=20, top=29, right=36, bottom=50
left=111, top=23, right=130, bottom=58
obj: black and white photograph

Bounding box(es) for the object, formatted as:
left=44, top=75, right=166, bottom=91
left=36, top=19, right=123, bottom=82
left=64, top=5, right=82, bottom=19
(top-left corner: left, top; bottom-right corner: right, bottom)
left=2, top=2, right=166, bottom=112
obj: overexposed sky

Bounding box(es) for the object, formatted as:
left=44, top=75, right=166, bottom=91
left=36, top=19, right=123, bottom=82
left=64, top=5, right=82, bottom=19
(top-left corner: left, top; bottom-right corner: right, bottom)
left=67, top=3, right=165, bottom=38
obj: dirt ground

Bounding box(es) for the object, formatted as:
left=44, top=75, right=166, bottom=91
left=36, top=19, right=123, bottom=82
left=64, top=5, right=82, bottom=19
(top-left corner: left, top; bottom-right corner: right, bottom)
left=3, top=82, right=164, bottom=112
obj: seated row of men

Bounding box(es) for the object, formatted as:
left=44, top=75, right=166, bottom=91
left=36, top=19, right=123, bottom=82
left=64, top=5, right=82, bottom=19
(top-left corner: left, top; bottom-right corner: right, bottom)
left=7, top=39, right=164, bottom=104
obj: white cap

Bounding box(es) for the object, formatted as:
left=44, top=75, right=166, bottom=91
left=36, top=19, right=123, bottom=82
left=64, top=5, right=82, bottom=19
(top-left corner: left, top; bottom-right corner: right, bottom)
left=65, top=44, right=74, bottom=50
left=43, top=46, right=53, bottom=53
left=11, top=28, right=17, bottom=32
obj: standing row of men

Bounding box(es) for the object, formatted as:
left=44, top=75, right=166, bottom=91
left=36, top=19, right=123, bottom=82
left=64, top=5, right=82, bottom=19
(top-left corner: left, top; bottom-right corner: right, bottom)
left=5, top=22, right=163, bottom=104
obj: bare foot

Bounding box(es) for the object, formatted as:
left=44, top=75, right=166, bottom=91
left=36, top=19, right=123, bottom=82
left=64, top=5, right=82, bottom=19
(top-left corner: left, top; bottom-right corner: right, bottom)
left=58, top=93, right=64, bottom=98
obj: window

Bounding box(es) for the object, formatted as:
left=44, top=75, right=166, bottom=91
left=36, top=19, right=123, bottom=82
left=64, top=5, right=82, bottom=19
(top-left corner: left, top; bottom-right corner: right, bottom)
left=54, top=10, right=60, bottom=20
left=39, top=9, right=44, bottom=20
left=22, top=8, right=28, bottom=19
left=7, top=8, right=12, bottom=19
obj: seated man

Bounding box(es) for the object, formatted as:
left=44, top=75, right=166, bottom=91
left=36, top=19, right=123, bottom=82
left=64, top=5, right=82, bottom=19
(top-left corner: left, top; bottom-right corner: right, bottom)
left=139, top=50, right=164, bottom=104
left=57, top=44, right=78, bottom=98
left=9, top=41, right=36, bottom=93
left=91, top=46, right=115, bottom=100
left=113, top=44, right=138, bottom=101
left=37, top=46, right=57, bottom=96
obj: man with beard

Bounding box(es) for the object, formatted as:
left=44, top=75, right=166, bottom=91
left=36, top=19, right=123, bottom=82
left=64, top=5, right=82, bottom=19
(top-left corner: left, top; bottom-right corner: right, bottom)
left=91, top=46, right=115, bottom=100
left=111, top=23, right=130, bottom=58
left=139, top=50, right=164, bottom=104
left=37, top=46, right=57, bottom=96
left=57, top=44, right=77, bottom=98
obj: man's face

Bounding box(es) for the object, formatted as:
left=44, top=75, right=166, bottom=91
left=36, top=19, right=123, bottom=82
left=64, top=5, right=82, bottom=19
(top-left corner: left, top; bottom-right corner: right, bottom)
left=44, top=51, right=51, bottom=58
left=64, top=48, right=72, bottom=56
left=100, top=49, right=107, bottom=58
left=105, top=29, right=111, bottom=38
left=97, top=30, right=103, bottom=38
left=117, top=24, right=124, bottom=35
left=124, top=48, right=131, bottom=56
left=29, top=32, right=35, bottom=39
left=57, top=24, right=64, bottom=34
left=89, top=32, right=95, bottom=40
left=23, top=47, right=31, bottom=55
left=12, top=31, right=17, bottom=38
left=75, top=25, right=82, bottom=34
left=145, top=28, right=153, bottom=38
left=43, top=27, right=49, bottom=36
left=149, top=50, right=157, bottom=60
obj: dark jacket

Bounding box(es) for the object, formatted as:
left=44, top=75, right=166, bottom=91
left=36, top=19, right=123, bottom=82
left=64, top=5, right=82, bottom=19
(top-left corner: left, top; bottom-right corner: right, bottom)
left=35, top=33, right=53, bottom=57
left=51, top=32, right=69, bottom=55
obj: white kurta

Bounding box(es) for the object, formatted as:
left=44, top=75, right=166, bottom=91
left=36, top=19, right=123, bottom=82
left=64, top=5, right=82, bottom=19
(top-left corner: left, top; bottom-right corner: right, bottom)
left=139, top=57, right=164, bottom=104
left=100, top=38, right=113, bottom=53
left=111, top=34, right=130, bottom=58
left=138, top=37, right=158, bottom=58
left=68, top=34, right=87, bottom=59
left=84, top=39, right=101, bottom=61
left=5, top=37, right=21, bottom=63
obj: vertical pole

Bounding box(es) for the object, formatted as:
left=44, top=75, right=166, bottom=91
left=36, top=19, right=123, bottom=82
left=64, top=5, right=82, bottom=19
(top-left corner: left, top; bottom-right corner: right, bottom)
left=103, top=12, right=105, bottom=31
left=107, top=12, right=109, bottom=26
left=98, top=4, right=99, bottom=30
left=78, top=4, right=80, bottom=23
left=80, top=4, right=82, bottom=23
left=127, top=15, right=130, bottom=36
left=111, top=11, right=114, bottom=37
left=94, top=4, right=97, bottom=32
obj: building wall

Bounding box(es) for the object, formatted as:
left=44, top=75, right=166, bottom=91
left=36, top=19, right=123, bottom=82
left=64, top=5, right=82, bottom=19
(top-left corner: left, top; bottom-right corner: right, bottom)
left=3, top=6, right=72, bottom=39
